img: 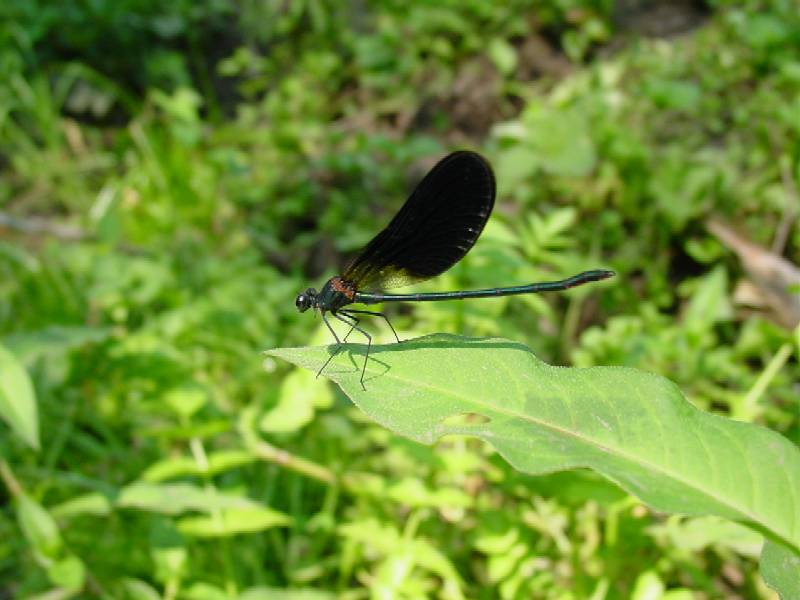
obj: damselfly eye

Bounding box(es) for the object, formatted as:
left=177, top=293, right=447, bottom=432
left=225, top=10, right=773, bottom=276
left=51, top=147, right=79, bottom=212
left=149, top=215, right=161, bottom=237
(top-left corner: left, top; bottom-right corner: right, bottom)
left=295, top=288, right=316, bottom=312
left=295, top=294, right=309, bottom=312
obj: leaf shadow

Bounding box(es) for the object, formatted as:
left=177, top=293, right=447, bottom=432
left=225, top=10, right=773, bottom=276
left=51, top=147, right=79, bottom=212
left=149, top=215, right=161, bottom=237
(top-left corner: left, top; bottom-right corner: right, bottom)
left=321, top=333, right=533, bottom=385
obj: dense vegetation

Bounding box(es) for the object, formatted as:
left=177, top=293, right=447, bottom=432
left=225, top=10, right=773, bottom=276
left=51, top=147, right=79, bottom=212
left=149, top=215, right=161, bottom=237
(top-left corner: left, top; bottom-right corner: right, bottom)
left=1, top=0, right=798, bottom=598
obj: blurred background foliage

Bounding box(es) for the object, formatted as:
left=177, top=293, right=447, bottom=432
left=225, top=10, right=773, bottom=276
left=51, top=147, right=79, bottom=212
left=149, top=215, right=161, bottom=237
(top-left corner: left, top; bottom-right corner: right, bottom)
left=0, top=0, right=798, bottom=597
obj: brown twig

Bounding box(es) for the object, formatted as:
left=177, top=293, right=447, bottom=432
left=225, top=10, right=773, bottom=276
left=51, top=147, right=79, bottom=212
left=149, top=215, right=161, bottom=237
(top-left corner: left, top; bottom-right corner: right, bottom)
left=0, top=210, right=146, bottom=255
left=0, top=211, right=89, bottom=241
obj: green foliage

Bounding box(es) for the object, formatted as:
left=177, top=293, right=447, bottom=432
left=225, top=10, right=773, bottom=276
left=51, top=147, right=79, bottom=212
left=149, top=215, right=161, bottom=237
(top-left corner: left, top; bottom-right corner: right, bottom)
left=0, top=342, right=39, bottom=448
left=0, top=0, right=799, bottom=598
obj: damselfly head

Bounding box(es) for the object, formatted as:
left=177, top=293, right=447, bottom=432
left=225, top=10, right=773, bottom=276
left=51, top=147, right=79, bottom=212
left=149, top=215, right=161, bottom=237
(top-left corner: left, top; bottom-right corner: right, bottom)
left=295, top=288, right=317, bottom=313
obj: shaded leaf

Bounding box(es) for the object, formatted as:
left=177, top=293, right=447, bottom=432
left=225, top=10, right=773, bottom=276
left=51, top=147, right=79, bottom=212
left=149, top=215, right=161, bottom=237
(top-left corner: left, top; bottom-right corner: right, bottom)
left=3, top=325, right=111, bottom=365
left=761, top=540, right=800, bottom=599
left=682, top=266, right=733, bottom=334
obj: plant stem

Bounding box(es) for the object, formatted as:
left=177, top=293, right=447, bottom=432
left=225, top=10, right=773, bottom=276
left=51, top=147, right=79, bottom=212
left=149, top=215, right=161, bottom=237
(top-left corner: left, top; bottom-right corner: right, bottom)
left=737, top=341, right=794, bottom=421
left=250, top=440, right=337, bottom=486
left=0, top=458, right=23, bottom=497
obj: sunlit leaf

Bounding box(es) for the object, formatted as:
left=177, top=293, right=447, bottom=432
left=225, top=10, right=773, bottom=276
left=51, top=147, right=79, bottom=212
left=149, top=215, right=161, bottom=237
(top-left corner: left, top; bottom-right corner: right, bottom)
left=51, top=492, right=112, bottom=519
left=163, top=383, right=208, bottom=419
left=120, top=578, right=161, bottom=600
left=519, top=102, right=596, bottom=177
left=47, top=555, right=86, bottom=591
left=488, top=37, right=517, bottom=75
left=268, top=334, right=800, bottom=587
left=338, top=518, right=463, bottom=592
left=16, top=494, right=62, bottom=558
left=0, top=342, right=39, bottom=449
left=238, top=587, right=336, bottom=600
left=260, top=368, right=331, bottom=433
left=143, top=449, right=255, bottom=482
left=177, top=506, right=291, bottom=537
left=117, top=482, right=255, bottom=515
left=386, top=478, right=472, bottom=509
left=181, top=582, right=229, bottom=600
left=647, top=516, right=763, bottom=557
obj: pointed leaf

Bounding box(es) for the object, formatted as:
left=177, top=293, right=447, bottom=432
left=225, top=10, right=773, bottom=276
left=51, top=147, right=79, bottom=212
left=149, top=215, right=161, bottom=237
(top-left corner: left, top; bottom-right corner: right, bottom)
left=0, top=342, right=39, bottom=449
left=177, top=506, right=291, bottom=537
left=120, top=578, right=161, bottom=600
left=117, top=482, right=255, bottom=515
left=239, top=587, right=336, bottom=600
left=267, top=334, right=800, bottom=586
left=16, top=494, right=62, bottom=558
left=142, top=449, right=254, bottom=481
left=47, top=555, right=86, bottom=591
left=51, top=492, right=112, bottom=519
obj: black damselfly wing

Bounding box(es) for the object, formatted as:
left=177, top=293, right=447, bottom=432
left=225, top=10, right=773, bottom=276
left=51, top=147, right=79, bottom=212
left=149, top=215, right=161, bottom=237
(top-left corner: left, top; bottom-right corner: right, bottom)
left=342, top=151, right=495, bottom=291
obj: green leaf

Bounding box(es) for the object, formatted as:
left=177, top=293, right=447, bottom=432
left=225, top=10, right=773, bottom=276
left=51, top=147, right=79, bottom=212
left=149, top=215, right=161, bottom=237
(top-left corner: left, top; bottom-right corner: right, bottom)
left=238, top=587, right=336, bottom=600
left=488, top=37, right=517, bottom=75
left=338, top=518, right=463, bottom=590
left=631, top=570, right=665, bottom=600
left=182, top=582, right=229, bottom=600
left=644, top=78, right=701, bottom=111
left=0, top=342, right=40, bottom=449
left=386, top=478, right=472, bottom=509
left=47, top=555, right=86, bottom=591
left=742, top=14, right=790, bottom=49
left=761, top=540, right=800, bottom=599
left=267, top=335, right=800, bottom=573
left=682, top=266, right=733, bottom=334
left=117, top=482, right=255, bottom=515
left=260, top=368, right=331, bottom=433
left=51, top=492, right=112, bottom=519
left=163, top=383, right=208, bottom=419
left=143, top=449, right=255, bottom=481
left=176, top=506, right=291, bottom=537
left=120, top=578, right=162, bottom=600
left=150, top=519, right=187, bottom=582
left=647, top=516, right=763, bottom=556
left=3, top=325, right=111, bottom=365
left=16, top=494, right=62, bottom=558
left=519, top=102, right=597, bottom=177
